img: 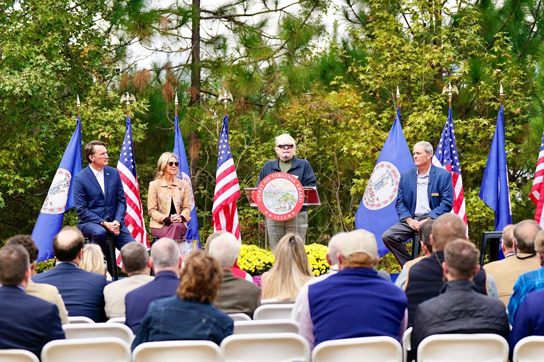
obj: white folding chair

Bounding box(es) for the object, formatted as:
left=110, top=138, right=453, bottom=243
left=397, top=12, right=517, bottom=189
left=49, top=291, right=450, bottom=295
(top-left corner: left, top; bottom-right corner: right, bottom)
left=253, top=304, right=295, bottom=320
left=107, top=317, right=126, bottom=324
left=403, top=327, right=413, bottom=362
left=63, top=323, right=134, bottom=345
left=132, top=340, right=222, bottom=362
left=41, top=337, right=131, bottom=362
left=0, top=349, right=39, bottom=362
left=312, top=336, right=402, bottom=362
left=234, top=319, right=300, bottom=334
left=221, top=332, right=310, bottom=362
left=417, top=334, right=509, bottom=362
left=228, top=313, right=251, bottom=321
left=260, top=298, right=295, bottom=305
left=67, top=316, right=95, bottom=324
left=513, top=336, right=544, bottom=362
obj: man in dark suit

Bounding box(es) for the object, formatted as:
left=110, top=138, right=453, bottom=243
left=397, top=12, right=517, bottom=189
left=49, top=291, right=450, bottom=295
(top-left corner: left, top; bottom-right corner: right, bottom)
left=125, top=238, right=182, bottom=333
left=208, top=232, right=261, bottom=318
left=73, top=140, right=134, bottom=253
left=0, top=244, right=65, bottom=357
left=382, top=141, right=453, bottom=266
left=33, top=227, right=107, bottom=322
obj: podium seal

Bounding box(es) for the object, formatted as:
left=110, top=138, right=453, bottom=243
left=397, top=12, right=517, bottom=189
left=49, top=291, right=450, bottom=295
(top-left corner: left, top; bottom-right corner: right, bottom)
left=256, top=172, right=304, bottom=221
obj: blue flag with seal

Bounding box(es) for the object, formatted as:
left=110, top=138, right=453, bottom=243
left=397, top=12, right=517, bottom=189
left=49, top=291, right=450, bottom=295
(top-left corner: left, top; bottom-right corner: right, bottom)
left=174, top=114, right=201, bottom=248
left=479, top=105, right=512, bottom=231
left=355, top=107, right=414, bottom=257
left=33, top=117, right=82, bottom=262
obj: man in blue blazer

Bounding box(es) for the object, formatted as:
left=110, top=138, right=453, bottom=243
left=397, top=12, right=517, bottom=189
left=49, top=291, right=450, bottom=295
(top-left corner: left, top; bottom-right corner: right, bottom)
left=125, top=238, right=182, bottom=333
left=0, top=244, right=65, bottom=357
left=73, top=140, right=134, bottom=252
left=382, top=141, right=453, bottom=266
left=33, top=227, right=107, bottom=322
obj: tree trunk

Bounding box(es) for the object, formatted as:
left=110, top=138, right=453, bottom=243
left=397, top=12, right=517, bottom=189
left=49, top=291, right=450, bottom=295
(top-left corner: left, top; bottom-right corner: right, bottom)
left=190, top=0, right=201, bottom=105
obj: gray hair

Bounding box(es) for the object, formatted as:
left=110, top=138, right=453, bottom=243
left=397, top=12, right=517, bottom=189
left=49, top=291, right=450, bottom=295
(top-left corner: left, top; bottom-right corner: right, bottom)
left=150, top=238, right=180, bottom=269
left=414, top=141, right=433, bottom=155
left=208, top=232, right=240, bottom=268
left=328, top=232, right=348, bottom=266
left=275, top=134, right=297, bottom=155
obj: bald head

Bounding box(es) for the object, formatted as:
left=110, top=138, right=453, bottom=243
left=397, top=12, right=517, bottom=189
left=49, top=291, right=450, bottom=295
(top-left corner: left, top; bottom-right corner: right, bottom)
left=208, top=232, right=239, bottom=268
left=151, top=238, right=180, bottom=272
left=53, top=227, right=85, bottom=262
left=514, top=220, right=542, bottom=253
left=431, top=214, right=466, bottom=251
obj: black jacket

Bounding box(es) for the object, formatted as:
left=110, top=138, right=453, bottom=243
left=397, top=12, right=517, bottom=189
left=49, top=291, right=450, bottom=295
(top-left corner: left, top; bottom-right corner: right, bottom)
left=410, top=279, right=509, bottom=362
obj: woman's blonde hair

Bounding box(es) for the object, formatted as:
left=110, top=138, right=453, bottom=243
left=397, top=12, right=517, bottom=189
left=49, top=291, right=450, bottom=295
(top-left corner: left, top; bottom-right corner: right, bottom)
left=154, top=152, right=178, bottom=180
left=80, top=244, right=106, bottom=276
left=262, top=234, right=313, bottom=300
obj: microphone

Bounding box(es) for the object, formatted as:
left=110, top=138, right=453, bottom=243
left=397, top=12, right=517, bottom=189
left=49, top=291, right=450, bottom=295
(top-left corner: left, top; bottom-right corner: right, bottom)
left=284, top=155, right=288, bottom=160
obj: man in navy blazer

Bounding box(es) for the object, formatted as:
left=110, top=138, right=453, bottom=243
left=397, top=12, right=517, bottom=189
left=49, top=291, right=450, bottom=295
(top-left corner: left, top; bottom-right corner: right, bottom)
left=125, top=238, right=181, bottom=333
left=33, top=227, right=107, bottom=322
left=0, top=244, right=65, bottom=357
left=382, top=141, right=453, bottom=266
left=73, top=140, right=134, bottom=252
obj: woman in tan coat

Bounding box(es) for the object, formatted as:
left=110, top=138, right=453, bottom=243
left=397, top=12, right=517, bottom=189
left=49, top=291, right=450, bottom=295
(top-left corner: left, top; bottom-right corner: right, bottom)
left=148, top=152, right=191, bottom=241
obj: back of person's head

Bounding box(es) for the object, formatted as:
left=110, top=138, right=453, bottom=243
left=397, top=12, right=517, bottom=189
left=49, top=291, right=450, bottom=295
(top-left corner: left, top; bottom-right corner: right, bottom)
left=80, top=244, right=105, bottom=275
left=121, top=242, right=149, bottom=274
left=501, top=224, right=515, bottom=250
left=150, top=238, right=180, bottom=271
left=208, top=232, right=239, bottom=268
left=444, top=239, right=480, bottom=280
left=431, top=214, right=466, bottom=251
left=6, top=235, right=38, bottom=264
left=514, top=220, right=541, bottom=253
left=339, top=229, right=378, bottom=269
left=0, top=244, right=30, bottom=286
left=53, top=227, right=85, bottom=262
left=205, top=231, right=228, bottom=252
left=177, top=250, right=223, bottom=303
left=533, top=229, right=544, bottom=254
left=327, top=232, right=347, bottom=267
left=263, top=234, right=313, bottom=300
left=418, top=220, right=434, bottom=253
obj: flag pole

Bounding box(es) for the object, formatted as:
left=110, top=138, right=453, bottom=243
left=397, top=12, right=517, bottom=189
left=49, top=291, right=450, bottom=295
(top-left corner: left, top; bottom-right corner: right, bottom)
left=175, top=93, right=178, bottom=116
left=126, top=92, right=131, bottom=118
left=396, top=86, right=400, bottom=109
left=76, top=95, right=81, bottom=118
left=499, top=83, right=504, bottom=107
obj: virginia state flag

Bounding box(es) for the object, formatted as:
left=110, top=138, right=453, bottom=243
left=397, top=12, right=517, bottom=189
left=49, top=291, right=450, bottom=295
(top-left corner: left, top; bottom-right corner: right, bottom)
left=479, top=105, right=513, bottom=231
left=174, top=114, right=201, bottom=248
left=355, top=108, right=414, bottom=257
left=33, top=117, right=82, bottom=262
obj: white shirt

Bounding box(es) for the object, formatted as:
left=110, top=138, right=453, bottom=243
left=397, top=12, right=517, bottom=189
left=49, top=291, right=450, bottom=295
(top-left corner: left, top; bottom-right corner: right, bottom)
left=90, top=165, right=105, bottom=196
left=414, top=169, right=431, bottom=216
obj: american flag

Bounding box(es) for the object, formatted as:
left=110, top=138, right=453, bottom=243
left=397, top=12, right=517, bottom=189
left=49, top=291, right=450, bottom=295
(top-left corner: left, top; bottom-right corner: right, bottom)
left=432, top=108, right=467, bottom=225
left=530, top=131, right=544, bottom=226
left=212, top=115, right=241, bottom=240
left=117, top=116, right=149, bottom=249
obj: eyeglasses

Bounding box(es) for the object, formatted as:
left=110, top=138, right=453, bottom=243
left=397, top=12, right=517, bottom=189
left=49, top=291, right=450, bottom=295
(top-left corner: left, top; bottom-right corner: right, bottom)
left=277, top=144, right=294, bottom=150
left=168, top=161, right=179, bottom=167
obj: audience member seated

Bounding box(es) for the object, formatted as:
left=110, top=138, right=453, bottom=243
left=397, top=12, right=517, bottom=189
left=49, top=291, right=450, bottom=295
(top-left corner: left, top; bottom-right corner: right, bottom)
left=510, top=287, right=544, bottom=353
left=292, top=232, right=346, bottom=323
left=0, top=244, right=65, bottom=357
left=132, top=250, right=233, bottom=350
left=208, top=232, right=260, bottom=318
left=6, top=235, right=69, bottom=324
left=125, top=238, right=181, bottom=333
left=484, top=222, right=540, bottom=306
left=395, top=220, right=434, bottom=290
left=299, top=229, right=407, bottom=350
left=404, top=214, right=495, bottom=326
left=33, top=227, right=107, bottom=322
left=410, top=240, right=509, bottom=362
left=81, top=243, right=112, bottom=282
left=104, top=242, right=153, bottom=319
left=206, top=231, right=253, bottom=282
left=261, top=234, right=314, bottom=301
left=508, top=229, right=544, bottom=324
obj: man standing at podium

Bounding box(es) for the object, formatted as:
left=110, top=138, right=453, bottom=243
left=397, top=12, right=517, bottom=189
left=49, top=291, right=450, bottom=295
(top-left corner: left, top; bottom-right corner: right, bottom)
left=258, top=134, right=317, bottom=250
